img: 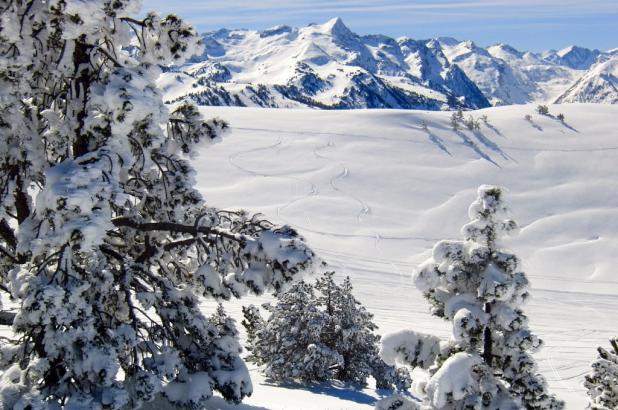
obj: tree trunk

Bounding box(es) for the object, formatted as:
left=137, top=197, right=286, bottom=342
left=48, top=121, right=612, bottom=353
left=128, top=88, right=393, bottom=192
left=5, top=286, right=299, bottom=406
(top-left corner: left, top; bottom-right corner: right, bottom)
left=71, top=36, right=92, bottom=158
left=483, top=302, right=492, bottom=366
left=610, top=339, right=618, bottom=355
left=0, top=311, right=15, bottom=326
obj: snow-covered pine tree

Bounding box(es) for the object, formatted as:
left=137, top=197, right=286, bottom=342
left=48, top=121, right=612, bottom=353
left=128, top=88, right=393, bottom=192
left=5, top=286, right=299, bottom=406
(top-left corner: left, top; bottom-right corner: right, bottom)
left=585, top=338, right=618, bottom=409
left=241, top=304, right=265, bottom=364
left=314, top=271, right=340, bottom=354
left=0, top=2, right=315, bottom=408
left=248, top=281, right=342, bottom=383
left=381, top=185, right=562, bottom=409
left=246, top=272, right=409, bottom=389
left=317, top=273, right=407, bottom=388
left=204, top=304, right=250, bottom=403
left=331, top=276, right=378, bottom=384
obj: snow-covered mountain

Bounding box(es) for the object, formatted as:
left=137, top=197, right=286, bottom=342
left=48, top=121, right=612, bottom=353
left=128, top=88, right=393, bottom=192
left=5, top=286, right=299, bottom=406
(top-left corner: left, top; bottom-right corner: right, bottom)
left=160, top=18, right=490, bottom=110
left=555, top=57, right=618, bottom=104
left=436, top=38, right=581, bottom=105
left=159, top=18, right=616, bottom=109
left=543, top=45, right=602, bottom=70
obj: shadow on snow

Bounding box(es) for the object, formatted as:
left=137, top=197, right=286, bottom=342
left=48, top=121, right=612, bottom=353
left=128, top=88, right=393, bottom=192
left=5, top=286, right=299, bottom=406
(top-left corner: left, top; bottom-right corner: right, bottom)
left=259, top=379, right=410, bottom=406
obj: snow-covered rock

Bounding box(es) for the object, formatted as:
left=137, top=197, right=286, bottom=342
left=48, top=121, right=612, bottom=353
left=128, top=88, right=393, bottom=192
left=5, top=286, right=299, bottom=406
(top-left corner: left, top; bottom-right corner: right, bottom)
left=544, top=45, right=602, bottom=70
left=555, top=57, right=618, bottom=104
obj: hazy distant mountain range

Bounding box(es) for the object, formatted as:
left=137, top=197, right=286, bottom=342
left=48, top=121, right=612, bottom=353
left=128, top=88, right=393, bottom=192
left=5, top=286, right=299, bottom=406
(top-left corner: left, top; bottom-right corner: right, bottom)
left=159, top=18, right=618, bottom=109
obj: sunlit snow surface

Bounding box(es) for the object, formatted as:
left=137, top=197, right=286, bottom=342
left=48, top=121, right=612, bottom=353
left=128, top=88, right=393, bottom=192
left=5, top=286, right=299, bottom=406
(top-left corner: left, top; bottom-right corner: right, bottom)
left=191, top=104, right=618, bottom=409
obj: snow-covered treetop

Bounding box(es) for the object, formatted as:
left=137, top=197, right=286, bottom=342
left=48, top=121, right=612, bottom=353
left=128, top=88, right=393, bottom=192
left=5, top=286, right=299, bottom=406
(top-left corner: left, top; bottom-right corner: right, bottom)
left=414, top=185, right=526, bottom=319
left=462, top=185, right=518, bottom=248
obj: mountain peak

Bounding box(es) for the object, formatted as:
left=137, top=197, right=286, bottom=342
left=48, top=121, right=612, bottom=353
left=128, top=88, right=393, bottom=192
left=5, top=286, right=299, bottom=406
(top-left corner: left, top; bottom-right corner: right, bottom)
left=554, top=45, right=601, bottom=69
left=558, top=45, right=585, bottom=57
left=491, top=43, right=522, bottom=55
left=320, top=17, right=353, bottom=36
left=436, top=36, right=460, bottom=47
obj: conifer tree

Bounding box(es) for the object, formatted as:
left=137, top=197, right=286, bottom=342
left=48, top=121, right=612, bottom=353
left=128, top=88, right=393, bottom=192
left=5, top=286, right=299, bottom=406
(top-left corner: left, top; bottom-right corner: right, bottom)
left=381, top=186, right=562, bottom=409
left=585, top=338, right=618, bottom=409
left=314, top=272, right=381, bottom=385
left=333, top=276, right=378, bottom=383
left=248, top=281, right=341, bottom=382
left=0, top=1, right=315, bottom=408
left=241, top=304, right=265, bottom=364
left=245, top=272, right=410, bottom=389
left=206, top=304, right=251, bottom=403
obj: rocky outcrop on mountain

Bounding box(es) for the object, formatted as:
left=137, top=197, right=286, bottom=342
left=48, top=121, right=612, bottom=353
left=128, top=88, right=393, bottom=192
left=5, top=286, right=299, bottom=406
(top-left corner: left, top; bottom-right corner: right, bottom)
left=555, top=57, right=618, bottom=104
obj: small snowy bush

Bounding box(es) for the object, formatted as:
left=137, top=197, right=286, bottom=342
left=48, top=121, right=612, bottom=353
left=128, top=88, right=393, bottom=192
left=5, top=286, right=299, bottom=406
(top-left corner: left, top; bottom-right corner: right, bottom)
left=0, top=1, right=315, bottom=408
left=464, top=115, right=480, bottom=131
left=536, top=104, right=550, bottom=115
left=450, top=110, right=465, bottom=131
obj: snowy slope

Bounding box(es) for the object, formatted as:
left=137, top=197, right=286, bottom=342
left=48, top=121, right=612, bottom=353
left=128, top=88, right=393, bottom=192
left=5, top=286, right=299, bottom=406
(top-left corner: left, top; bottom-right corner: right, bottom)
left=190, top=104, right=618, bottom=409
left=555, top=57, right=618, bottom=104
left=159, top=18, right=490, bottom=111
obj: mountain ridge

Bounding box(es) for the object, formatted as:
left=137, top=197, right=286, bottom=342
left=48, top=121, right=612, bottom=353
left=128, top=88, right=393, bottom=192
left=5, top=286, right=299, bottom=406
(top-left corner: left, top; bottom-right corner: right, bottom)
left=159, top=18, right=617, bottom=110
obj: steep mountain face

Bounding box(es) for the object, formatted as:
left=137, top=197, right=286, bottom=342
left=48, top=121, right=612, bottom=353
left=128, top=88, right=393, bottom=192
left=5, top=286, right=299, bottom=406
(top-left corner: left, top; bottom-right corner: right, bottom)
left=543, top=46, right=602, bottom=70
left=160, top=18, right=490, bottom=110
left=437, top=39, right=580, bottom=105
left=159, top=19, right=616, bottom=109
left=555, top=57, right=618, bottom=104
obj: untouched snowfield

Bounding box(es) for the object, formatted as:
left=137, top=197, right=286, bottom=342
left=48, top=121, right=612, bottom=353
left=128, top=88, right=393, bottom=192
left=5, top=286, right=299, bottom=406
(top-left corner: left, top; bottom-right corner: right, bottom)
left=192, top=104, right=618, bottom=409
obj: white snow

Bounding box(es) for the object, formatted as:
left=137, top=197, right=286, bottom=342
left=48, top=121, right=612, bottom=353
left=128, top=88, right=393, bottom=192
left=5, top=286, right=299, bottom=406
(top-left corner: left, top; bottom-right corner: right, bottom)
left=424, top=352, right=483, bottom=408
left=158, top=19, right=489, bottom=110
left=187, top=103, right=618, bottom=409
left=555, top=57, right=618, bottom=104
left=380, top=330, right=441, bottom=369
left=438, top=39, right=580, bottom=105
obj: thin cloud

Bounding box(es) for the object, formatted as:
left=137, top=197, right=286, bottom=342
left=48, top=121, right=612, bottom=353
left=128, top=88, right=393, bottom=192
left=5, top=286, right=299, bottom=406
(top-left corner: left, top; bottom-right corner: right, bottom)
left=140, top=0, right=618, bottom=50
left=143, top=0, right=618, bottom=16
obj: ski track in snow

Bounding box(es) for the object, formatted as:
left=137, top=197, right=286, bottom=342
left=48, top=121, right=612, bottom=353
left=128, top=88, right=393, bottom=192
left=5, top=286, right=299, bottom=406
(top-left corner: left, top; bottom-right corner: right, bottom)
left=227, top=136, right=283, bottom=176
left=235, top=126, right=618, bottom=154
left=314, top=140, right=372, bottom=222
left=227, top=135, right=319, bottom=227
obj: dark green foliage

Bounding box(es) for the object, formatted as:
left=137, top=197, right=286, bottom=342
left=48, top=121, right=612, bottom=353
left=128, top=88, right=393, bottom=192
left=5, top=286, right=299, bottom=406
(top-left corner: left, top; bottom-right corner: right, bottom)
left=242, top=272, right=410, bottom=389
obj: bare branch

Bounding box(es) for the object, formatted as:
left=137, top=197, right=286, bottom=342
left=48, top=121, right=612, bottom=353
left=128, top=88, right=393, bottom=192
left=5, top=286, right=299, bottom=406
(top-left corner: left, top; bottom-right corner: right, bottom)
left=111, top=217, right=250, bottom=243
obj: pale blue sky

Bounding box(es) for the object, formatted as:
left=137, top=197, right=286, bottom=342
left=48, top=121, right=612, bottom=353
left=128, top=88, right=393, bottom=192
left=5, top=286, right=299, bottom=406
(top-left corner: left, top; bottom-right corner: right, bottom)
left=141, top=0, right=618, bottom=52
